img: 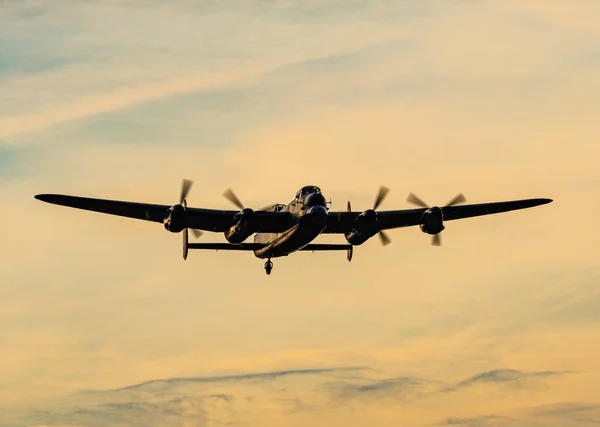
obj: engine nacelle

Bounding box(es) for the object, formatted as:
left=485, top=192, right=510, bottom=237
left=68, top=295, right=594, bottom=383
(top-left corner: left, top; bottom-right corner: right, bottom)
left=224, top=208, right=255, bottom=243
left=420, top=206, right=445, bottom=235
left=163, top=204, right=187, bottom=233
left=344, top=209, right=378, bottom=245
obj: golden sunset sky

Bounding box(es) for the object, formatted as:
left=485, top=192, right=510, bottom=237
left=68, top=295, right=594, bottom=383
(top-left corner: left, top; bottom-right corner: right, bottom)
left=1, top=1, right=599, bottom=426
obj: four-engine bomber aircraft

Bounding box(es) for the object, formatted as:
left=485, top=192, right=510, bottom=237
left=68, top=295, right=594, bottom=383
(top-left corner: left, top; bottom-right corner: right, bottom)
left=35, top=181, right=552, bottom=274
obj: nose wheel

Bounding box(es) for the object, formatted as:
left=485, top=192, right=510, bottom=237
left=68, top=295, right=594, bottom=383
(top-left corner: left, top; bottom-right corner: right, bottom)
left=264, top=259, right=273, bottom=275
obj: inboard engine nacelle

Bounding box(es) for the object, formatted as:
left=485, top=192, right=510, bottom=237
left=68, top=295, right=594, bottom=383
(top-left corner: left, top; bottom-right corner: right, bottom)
left=163, top=204, right=187, bottom=233
left=224, top=208, right=255, bottom=243
left=344, top=209, right=378, bottom=245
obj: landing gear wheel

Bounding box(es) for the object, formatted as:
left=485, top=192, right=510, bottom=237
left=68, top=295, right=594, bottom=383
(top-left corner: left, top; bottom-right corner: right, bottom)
left=264, top=259, right=273, bottom=275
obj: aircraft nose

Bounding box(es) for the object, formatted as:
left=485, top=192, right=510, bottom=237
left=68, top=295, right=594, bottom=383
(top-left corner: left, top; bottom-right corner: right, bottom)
left=305, top=193, right=326, bottom=207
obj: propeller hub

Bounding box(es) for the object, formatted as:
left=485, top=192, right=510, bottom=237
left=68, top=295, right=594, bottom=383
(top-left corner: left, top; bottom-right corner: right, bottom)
left=420, top=207, right=444, bottom=235
left=164, top=203, right=188, bottom=232
left=357, top=209, right=377, bottom=227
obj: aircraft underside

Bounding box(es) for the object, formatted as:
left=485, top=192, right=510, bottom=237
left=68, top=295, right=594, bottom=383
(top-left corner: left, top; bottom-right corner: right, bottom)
left=252, top=207, right=330, bottom=274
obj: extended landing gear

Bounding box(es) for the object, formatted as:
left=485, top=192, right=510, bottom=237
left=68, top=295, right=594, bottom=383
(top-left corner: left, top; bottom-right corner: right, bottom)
left=264, top=259, right=273, bottom=275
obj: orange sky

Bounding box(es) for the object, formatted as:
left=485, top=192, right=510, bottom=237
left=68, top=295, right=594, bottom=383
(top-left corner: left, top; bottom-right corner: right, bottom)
left=1, top=1, right=599, bottom=426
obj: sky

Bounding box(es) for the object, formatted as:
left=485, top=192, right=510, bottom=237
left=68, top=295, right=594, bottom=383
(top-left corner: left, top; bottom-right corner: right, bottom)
left=1, top=0, right=599, bottom=426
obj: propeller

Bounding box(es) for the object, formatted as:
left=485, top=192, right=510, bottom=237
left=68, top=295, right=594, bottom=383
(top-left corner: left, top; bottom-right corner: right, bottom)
left=406, top=192, right=466, bottom=209
left=348, top=186, right=391, bottom=246
left=180, top=178, right=193, bottom=205
left=406, top=192, right=466, bottom=246
left=179, top=179, right=203, bottom=260
left=223, top=188, right=244, bottom=210
left=373, top=186, right=392, bottom=246
left=406, top=192, right=429, bottom=209
left=373, top=186, right=390, bottom=210
left=223, top=188, right=276, bottom=212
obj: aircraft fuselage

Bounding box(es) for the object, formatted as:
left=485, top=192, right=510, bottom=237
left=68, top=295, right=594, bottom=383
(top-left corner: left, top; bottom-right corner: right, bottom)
left=252, top=185, right=328, bottom=259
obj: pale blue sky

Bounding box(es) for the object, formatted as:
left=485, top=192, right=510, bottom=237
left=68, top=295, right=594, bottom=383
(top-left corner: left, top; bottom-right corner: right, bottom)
left=1, top=1, right=600, bottom=426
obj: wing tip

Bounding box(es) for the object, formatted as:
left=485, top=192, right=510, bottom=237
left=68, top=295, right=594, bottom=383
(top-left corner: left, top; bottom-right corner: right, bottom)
left=34, top=194, right=67, bottom=204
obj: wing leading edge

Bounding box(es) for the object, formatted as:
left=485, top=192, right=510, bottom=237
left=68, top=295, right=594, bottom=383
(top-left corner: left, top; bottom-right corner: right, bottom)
left=324, top=198, right=552, bottom=232
left=34, top=194, right=294, bottom=233
left=35, top=194, right=552, bottom=235
left=378, top=198, right=552, bottom=230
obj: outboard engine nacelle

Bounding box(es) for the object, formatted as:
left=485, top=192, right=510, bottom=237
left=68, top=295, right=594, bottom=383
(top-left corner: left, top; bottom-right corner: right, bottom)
left=224, top=208, right=255, bottom=243
left=420, top=206, right=444, bottom=235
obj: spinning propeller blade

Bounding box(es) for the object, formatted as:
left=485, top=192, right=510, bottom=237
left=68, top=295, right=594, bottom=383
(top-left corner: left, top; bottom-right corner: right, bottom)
left=180, top=179, right=202, bottom=260
left=223, top=188, right=244, bottom=210
left=180, top=179, right=193, bottom=205
left=406, top=192, right=429, bottom=208
left=183, top=228, right=188, bottom=260
left=445, top=193, right=466, bottom=207
left=372, top=186, right=391, bottom=246
left=379, top=230, right=392, bottom=246
left=373, top=186, right=390, bottom=210
left=224, top=188, right=277, bottom=212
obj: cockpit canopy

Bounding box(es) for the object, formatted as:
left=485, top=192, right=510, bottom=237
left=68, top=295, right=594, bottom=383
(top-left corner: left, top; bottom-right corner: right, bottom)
left=296, top=185, right=321, bottom=199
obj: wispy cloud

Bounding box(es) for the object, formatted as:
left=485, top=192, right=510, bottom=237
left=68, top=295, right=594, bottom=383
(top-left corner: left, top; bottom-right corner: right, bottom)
left=326, top=374, right=438, bottom=402
left=437, top=402, right=600, bottom=427
left=1, top=0, right=427, bottom=142
left=442, top=369, right=568, bottom=393
left=104, top=366, right=370, bottom=393
left=440, top=415, right=518, bottom=426
left=4, top=366, right=572, bottom=427
left=527, top=402, right=600, bottom=424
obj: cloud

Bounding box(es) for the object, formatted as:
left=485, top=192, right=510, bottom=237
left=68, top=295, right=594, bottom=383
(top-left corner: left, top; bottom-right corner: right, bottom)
left=437, top=402, right=600, bottom=427
left=526, top=402, right=600, bottom=425
left=6, top=0, right=597, bottom=144
left=6, top=366, right=571, bottom=427
left=442, top=369, right=568, bottom=392
left=326, top=375, right=438, bottom=402
left=0, top=65, right=269, bottom=142
left=0, top=147, right=19, bottom=177
left=324, top=369, right=571, bottom=406
left=1, top=0, right=429, bottom=142
left=507, top=0, right=600, bottom=35
left=441, top=415, right=518, bottom=426
left=103, top=366, right=371, bottom=393
left=9, top=367, right=369, bottom=427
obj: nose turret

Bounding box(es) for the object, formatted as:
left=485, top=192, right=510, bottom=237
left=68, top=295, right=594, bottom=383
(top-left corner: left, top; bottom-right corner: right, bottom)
left=302, top=192, right=328, bottom=225
left=305, top=192, right=326, bottom=207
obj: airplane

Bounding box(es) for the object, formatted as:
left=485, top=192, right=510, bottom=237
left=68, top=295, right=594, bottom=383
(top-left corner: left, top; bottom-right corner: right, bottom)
left=34, top=181, right=552, bottom=275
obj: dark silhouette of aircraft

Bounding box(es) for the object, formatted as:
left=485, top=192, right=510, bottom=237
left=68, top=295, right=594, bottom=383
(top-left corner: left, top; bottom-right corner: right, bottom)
left=35, top=181, right=552, bottom=274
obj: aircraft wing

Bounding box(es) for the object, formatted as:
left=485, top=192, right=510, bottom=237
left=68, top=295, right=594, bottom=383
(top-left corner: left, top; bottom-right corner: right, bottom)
left=324, top=198, right=552, bottom=232
left=34, top=194, right=295, bottom=233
